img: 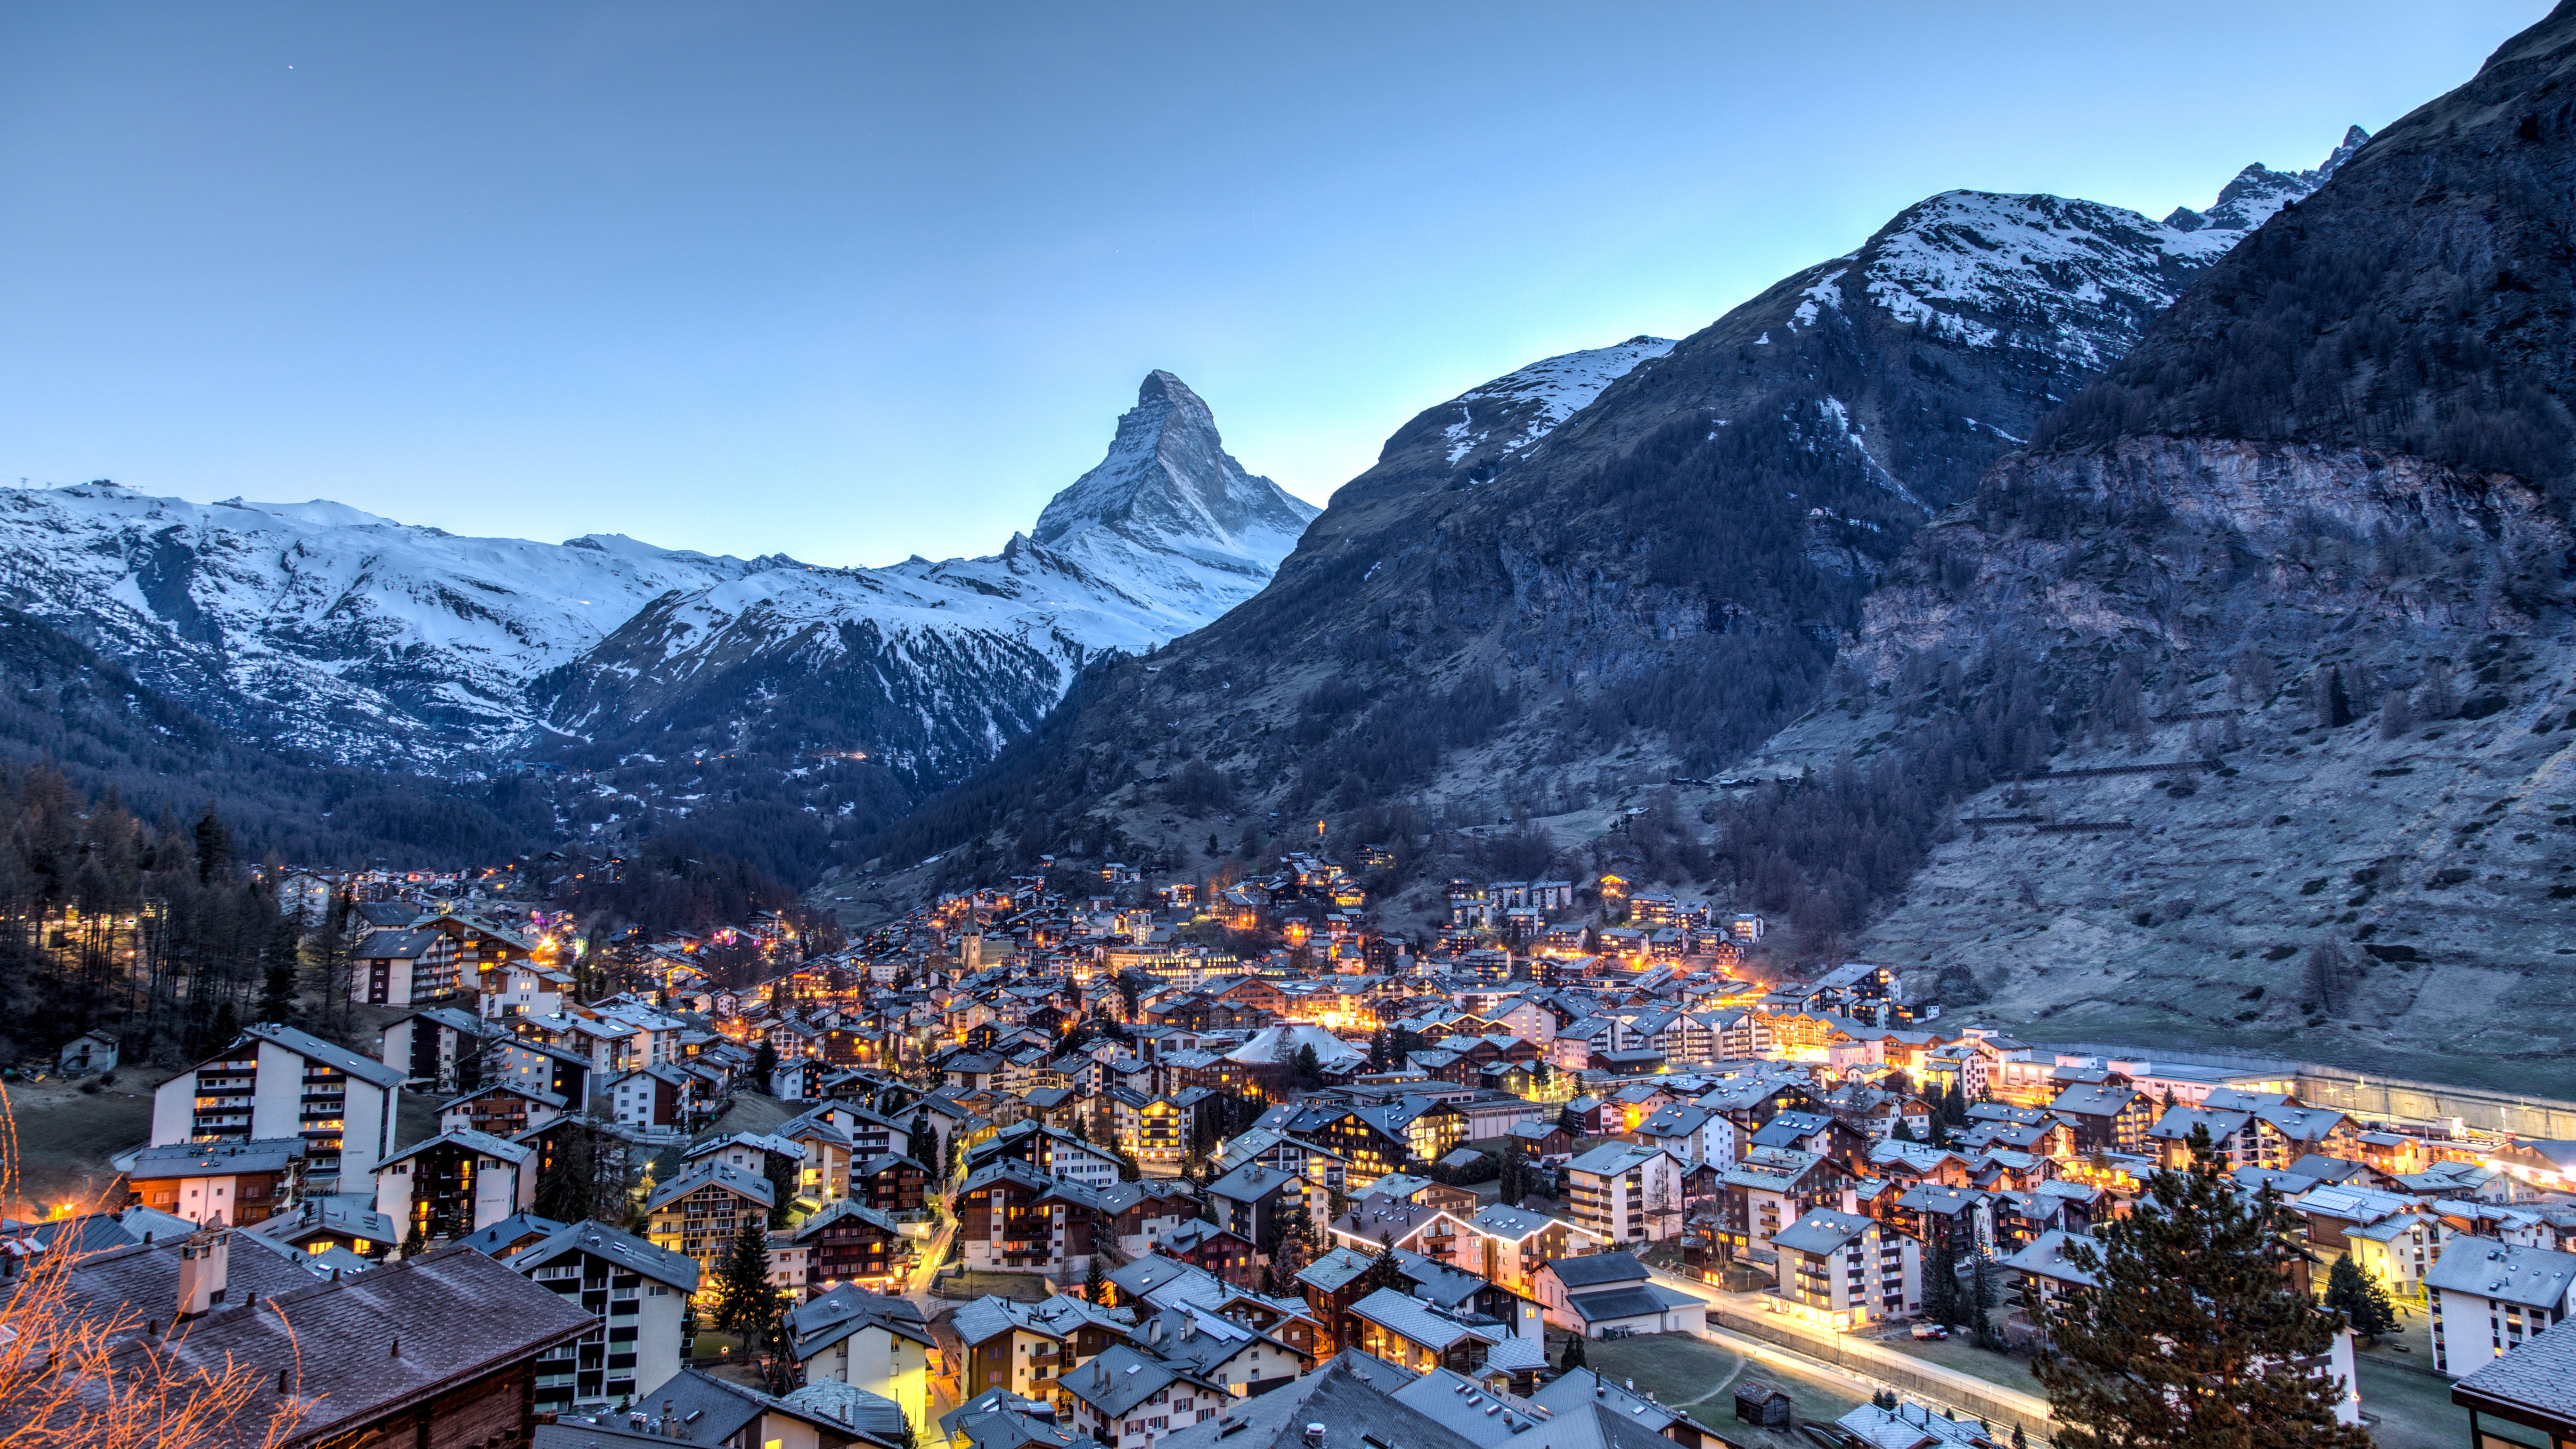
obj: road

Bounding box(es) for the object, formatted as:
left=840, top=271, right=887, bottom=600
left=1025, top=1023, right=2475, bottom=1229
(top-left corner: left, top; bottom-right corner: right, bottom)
left=1647, top=1263, right=2055, bottom=1439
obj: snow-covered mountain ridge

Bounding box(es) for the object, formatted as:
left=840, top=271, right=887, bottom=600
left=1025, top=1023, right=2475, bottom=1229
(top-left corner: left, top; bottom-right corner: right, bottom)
left=0, top=372, right=1313, bottom=773
left=1794, top=125, right=2370, bottom=377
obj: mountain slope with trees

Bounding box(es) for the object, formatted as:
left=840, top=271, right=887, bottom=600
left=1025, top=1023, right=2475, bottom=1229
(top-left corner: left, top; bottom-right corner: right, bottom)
left=1751, top=2, right=2576, bottom=1090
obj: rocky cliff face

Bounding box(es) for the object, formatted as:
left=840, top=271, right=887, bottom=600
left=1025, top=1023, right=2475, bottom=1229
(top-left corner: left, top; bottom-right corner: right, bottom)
left=1754, top=5, right=2576, bottom=1089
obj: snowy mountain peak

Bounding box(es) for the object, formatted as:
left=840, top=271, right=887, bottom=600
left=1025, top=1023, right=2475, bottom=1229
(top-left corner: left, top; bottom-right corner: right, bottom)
left=2164, top=124, right=2371, bottom=233
left=1031, top=370, right=1319, bottom=577
left=1436, top=335, right=1678, bottom=467
left=1836, top=131, right=2369, bottom=374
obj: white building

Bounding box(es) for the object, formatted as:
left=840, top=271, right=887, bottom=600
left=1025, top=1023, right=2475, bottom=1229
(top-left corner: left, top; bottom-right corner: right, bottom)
left=1561, top=1142, right=1685, bottom=1244
left=783, top=1285, right=937, bottom=1430
left=150, top=1024, right=406, bottom=1192
left=2428, top=1238, right=2576, bottom=1375
left=503, top=1219, right=699, bottom=1413
left=1771, top=1208, right=1920, bottom=1331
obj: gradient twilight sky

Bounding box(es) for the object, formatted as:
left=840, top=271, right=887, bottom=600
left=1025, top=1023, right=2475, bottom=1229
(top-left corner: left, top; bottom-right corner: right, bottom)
left=0, top=2, right=2542, bottom=568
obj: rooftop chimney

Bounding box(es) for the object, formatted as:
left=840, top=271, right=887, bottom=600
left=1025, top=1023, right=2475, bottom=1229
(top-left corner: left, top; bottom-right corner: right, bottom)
left=176, top=1230, right=230, bottom=1319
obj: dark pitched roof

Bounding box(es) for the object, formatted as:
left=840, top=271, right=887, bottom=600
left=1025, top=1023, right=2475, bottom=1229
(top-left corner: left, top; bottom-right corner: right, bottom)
left=505, top=1218, right=701, bottom=1292
left=786, top=1283, right=935, bottom=1356
left=2455, top=1316, right=2576, bottom=1425
left=1566, top=1286, right=1679, bottom=1322
left=455, top=1211, right=570, bottom=1258
left=60, top=1229, right=320, bottom=1329
left=1539, top=1251, right=1648, bottom=1288
left=1148, top=1352, right=1481, bottom=1449
left=1059, top=1343, right=1208, bottom=1417
left=45, top=1243, right=594, bottom=1446
left=620, top=1367, right=889, bottom=1448
left=243, top=1023, right=409, bottom=1089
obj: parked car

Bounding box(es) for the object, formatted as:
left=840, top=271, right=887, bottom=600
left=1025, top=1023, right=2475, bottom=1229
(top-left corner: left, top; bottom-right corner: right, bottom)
left=1909, top=1323, right=1948, bottom=1341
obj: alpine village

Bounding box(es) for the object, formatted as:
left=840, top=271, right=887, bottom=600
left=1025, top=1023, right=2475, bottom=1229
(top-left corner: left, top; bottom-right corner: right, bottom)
left=15, top=6, right=2576, bottom=1449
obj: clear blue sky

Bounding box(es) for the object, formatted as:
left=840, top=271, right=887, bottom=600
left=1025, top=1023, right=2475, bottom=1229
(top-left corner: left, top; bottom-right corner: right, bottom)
left=0, top=2, right=2541, bottom=567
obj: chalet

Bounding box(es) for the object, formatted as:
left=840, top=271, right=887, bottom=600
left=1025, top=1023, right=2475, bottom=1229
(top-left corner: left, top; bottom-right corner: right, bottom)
left=1453, top=1203, right=1599, bottom=1298
left=55, top=1239, right=595, bottom=1449
left=1348, top=1285, right=1508, bottom=1376
left=1887, top=1184, right=1993, bottom=1257
left=784, top=1285, right=936, bottom=1429
left=2429, top=1239, right=2576, bottom=1375
left=1162, top=1220, right=1263, bottom=1286
left=958, top=1161, right=1096, bottom=1276
left=1134, top=1302, right=1311, bottom=1396
left=1205, top=1162, right=1321, bottom=1258
left=376, top=1129, right=539, bottom=1241
left=1746, top=1110, right=1873, bottom=1173
left=1059, top=1343, right=1224, bottom=1449
left=2453, top=1319, right=2576, bottom=1449
left=436, top=1081, right=568, bottom=1141
left=1720, top=1147, right=1850, bottom=1256
left=125, top=1139, right=306, bottom=1227
left=943, top=1390, right=1081, bottom=1449
left=644, top=1161, right=775, bottom=1283
left=1093, top=1180, right=1205, bottom=1260
left=603, top=1367, right=877, bottom=1448
left=970, top=1121, right=1123, bottom=1189
left=1563, top=1142, right=1687, bottom=1245
left=2049, top=1083, right=2158, bottom=1155
left=850, top=1152, right=932, bottom=1215
left=350, top=928, right=455, bottom=1007
left=248, top=1192, right=400, bottom=1259
left=793, top=1198, right=912, bottom=1290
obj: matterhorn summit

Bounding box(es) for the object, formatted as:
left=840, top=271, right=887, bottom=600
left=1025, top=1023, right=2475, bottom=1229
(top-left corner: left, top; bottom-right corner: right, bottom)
left=1032, top=369, right=1320, bottom=594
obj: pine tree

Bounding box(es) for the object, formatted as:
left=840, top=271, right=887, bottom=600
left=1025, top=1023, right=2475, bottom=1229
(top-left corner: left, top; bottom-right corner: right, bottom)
left=1559, top=1335, right=1587, bottom=1372
left=2322, top=1254, right=2399, bottom=1344
left=1293, top=1043, right=1322, bottom=1087
left=208, top=999, right=241, bottom=1053
left=907, top=1114, right=937, bottom=1167
left=1083, top=1252, right=1108, bottom=1304
left=401, top=1219, right=427, bottom=1259
left=1969, top=1253, right=2006, bottom=1349
left=1924, top=1234, right=1961, bottom=1327
left=2303, top=940, right=2349, bottom=1014
left=1360, top=1241, right=1405, bottom=1295
left=714, top=1217, right=782, bottom=1342
left=754, top=1040, right=780, bottom=1091
left=256, top=912, right=301, bottom=1026
left=1892, top=1117, right=1917, bottom=1143
left=2034, top=1127, right=2372, bottom=1448
left=2011, top=1425, right=2029, bottom=1449
left=1271, top=1203, right=1316, bottom=1281
left=765, top=1151, right=798, bottom=1227
left=193, top=806, right=231, bottom=885
left=2377, top=687, right=2415, bottom=740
